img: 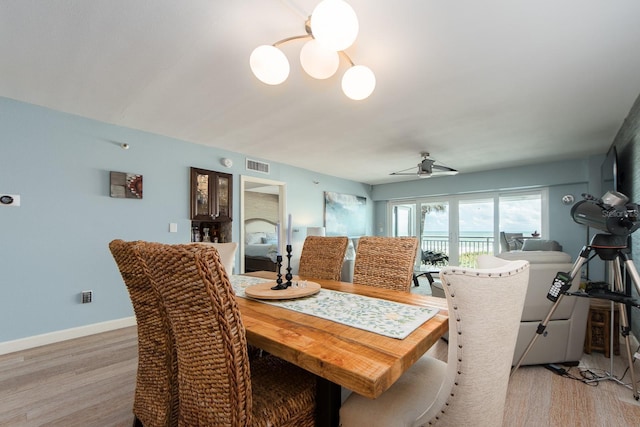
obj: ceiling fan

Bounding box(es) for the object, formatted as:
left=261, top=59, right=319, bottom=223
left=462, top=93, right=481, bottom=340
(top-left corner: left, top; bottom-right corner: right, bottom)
left=390, top=152, right=459, bottom=178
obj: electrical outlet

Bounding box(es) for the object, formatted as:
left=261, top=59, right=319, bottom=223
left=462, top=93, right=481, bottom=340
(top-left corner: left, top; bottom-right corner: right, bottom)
left=81, top=290, right=93, bottom=304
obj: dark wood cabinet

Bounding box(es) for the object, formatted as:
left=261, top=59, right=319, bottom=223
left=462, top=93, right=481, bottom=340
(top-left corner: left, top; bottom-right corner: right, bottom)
left=190, top=167, right=232, bottom=221
left=190, top=167, right=232, bottom=243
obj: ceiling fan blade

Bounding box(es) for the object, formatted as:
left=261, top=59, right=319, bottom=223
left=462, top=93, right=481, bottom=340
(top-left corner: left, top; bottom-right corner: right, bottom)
left=431, top=170, right=459, bottom=176
left=390, top=171, right=421, bottom=176
left=389, top=164, right=421, bottom=175
left=431, top=164, right=458, bottom=174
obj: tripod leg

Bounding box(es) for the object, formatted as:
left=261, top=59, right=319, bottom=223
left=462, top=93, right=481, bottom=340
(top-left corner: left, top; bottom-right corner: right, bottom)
left=613, top=259, right=639, bottom=400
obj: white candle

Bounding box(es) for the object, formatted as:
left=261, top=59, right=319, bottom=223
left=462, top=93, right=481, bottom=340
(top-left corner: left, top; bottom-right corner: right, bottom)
left=287, top=214, right=292, bottom=246
left=275, top=222, right=281, bottom=255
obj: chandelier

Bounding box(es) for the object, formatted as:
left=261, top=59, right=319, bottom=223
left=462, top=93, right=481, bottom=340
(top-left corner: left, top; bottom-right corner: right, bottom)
left=249, top=0, right=375, bottom=101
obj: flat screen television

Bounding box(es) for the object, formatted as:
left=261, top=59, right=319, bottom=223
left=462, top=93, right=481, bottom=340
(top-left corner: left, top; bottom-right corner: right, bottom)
left=601, top=146, right=618, bottom=194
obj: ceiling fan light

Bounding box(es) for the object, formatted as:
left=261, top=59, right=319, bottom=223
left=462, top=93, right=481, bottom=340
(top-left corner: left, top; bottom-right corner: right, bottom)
left=299, top=39, right=340, bottom=80
left=341, top=65, right=375, bottom=100
left=249, top=45, right=290, bottom=85
left=311, top=0, right=359, bottom=51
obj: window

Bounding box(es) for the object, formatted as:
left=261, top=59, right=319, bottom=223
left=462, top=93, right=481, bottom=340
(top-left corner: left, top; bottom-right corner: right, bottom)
left=459, top=198, right=494, bottom=266
left=499, top=193, right=542, bottom=237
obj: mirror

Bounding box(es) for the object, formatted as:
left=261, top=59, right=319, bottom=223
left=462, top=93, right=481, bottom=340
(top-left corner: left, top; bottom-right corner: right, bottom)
left=240, top=175, right=287, bottom=273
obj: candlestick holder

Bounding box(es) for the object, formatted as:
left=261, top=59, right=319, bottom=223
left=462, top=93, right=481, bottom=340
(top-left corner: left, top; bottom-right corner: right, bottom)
left=271, top=254, right=290, bottom=290
left=285, top=244, right=293, bottom=287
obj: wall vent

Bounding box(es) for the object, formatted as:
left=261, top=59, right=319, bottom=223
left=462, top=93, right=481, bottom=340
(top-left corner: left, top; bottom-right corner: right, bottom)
left=246, top=158, right=270, bottom=174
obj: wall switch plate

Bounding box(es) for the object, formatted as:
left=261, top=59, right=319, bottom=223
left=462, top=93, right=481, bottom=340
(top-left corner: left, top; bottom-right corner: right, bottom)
left=81, top=290, right=93, bottom=304
left=169, top=223, right=178, bottom=233
left=0, top=194, right=20, bottom=206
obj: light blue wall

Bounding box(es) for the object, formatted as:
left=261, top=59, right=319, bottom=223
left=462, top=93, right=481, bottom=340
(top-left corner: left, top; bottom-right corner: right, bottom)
left=0, top=98, right=371, bottom=342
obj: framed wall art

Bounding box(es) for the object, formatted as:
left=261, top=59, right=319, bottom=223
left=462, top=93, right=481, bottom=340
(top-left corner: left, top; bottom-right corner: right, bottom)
left=110, top=171, right=143, bottom=199
left=324, top=191, right=366, bottom=236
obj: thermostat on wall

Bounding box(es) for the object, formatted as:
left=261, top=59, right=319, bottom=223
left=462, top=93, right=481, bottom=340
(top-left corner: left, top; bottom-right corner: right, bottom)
left=0, top=194, right=20, bottom=206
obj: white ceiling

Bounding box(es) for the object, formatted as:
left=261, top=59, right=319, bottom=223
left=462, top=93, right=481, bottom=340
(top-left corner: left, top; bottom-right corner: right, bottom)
left=2, top=0, right=640, bottom=185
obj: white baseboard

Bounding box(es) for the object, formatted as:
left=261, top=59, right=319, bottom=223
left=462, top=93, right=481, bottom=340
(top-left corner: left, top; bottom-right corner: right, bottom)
left=0, top=317, right=137, bottom=356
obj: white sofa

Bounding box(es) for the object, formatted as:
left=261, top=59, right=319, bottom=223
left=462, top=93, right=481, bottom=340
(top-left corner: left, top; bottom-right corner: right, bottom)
left=496, top=250, right=589, bottom=366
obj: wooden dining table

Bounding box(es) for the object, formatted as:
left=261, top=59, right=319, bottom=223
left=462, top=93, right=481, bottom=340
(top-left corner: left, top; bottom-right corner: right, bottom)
left=237, top=271, right=449, bottom=427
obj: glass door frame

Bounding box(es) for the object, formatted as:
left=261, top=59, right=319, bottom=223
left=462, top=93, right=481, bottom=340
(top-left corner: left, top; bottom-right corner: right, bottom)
left=389, top=200, right=417, bottom=237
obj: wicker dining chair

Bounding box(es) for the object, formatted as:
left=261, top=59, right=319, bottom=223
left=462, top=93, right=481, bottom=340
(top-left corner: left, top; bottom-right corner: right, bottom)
left=352, top=236, right=419, bottom=292
left=109, top=239, right=179, bottom=427
left=340, top=255, right=530, bottom=427
left=298, top=236, right=349, bottom=281
left=133, top=241, right=316, bottom=427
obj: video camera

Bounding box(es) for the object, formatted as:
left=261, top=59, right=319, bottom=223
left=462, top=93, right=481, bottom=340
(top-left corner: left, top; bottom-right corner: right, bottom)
left=571, top=191, right=640, bottom=237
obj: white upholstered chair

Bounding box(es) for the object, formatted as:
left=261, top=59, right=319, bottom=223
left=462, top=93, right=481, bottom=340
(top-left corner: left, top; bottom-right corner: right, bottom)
left=195, top=242, right=238, bottom=275
left=340, top=255, right=529, bottom=427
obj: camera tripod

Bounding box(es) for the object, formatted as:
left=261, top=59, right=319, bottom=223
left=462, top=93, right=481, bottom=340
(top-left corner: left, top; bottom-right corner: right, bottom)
left=511, top=233, right=640, bottom=400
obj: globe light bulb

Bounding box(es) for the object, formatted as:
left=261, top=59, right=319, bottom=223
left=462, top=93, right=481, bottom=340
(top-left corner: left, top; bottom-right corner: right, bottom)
left=341, top=65, right=376, bottom=100
left=299, top=39, right=340, bottom=80
left=249, top=45, right=290, bottom=85
left=311, top=0, right=359, bottom=51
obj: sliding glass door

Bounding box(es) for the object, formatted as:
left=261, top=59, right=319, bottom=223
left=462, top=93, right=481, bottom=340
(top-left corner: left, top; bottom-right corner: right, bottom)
left=458, top=198, right=494, bottom=266
left=420, top=201, right=450, bottom=265
left=391, top=202, right=416, bottom=237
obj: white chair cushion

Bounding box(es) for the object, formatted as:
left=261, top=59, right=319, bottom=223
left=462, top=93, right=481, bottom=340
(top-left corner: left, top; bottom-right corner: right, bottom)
left=339, top=356, right=446, bottom=427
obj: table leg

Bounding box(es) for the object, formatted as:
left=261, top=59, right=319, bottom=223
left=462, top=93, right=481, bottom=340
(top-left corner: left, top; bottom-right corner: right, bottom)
left=316, top=377, right=341, bottom=427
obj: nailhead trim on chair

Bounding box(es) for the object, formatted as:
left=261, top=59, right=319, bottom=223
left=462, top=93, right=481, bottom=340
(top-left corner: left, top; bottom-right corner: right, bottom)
left=428, top=278, right=463, bottom=424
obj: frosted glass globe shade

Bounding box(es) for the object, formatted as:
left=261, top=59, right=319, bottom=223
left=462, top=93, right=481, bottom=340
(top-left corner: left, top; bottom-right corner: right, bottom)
left=249, top=45, right=290, bottom=85
left=311, top=0, right=359, bottom=51
left=299, top=39, right=340, bottom=80
left=341, top=65, right=376, bottom=100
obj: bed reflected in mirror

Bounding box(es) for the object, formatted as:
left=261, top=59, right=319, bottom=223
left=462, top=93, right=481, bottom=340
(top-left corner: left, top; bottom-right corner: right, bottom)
left=240, top=176, right=287, bottom=273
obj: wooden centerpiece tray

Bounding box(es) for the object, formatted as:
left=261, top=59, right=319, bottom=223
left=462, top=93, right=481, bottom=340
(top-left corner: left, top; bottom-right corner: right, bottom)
left=244, top=281, right=321, bottom=300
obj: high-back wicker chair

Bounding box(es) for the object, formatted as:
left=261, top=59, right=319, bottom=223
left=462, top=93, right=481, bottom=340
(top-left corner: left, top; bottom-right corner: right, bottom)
left=352, top=236, right=419, bottom=292
left=109, top=239, right=179, bottom=427
left=298, top=236, right=349, bottom=281
left=340, top=255, right=530, bottom=427
left=133, top=241, right=316, bottom=427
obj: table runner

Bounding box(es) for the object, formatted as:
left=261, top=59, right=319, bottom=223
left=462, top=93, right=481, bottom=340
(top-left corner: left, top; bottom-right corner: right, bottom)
left=230, top=275, right=439, bottom=339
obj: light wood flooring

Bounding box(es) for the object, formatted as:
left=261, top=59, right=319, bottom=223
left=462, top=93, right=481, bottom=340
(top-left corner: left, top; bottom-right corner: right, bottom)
left=2, top=326, right=640, bottom=426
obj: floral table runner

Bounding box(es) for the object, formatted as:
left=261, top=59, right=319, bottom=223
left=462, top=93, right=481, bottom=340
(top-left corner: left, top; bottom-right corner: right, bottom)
left=230, top=275, right=439, bottom=340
